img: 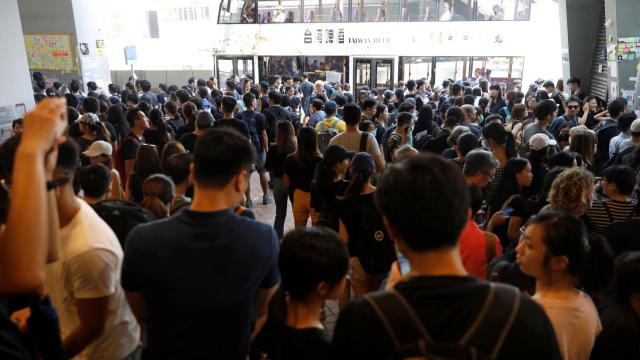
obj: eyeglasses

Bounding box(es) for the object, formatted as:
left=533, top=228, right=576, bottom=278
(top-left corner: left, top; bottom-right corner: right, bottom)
left=567, top=105, right=579, bottom=110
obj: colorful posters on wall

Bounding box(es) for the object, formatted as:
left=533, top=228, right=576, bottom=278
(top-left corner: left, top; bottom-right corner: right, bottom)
left=617, top=37, right=640, bottom=61
left=24, top=34, right=75, bottom=71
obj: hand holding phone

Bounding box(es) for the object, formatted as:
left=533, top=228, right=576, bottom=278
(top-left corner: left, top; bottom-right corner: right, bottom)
left=501, top=207, right=515, bottom=216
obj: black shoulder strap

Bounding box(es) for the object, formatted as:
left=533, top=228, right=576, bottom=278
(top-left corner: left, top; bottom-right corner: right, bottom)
left=601, top=201, right=615, bottom=223
left=360, top=132, right=369, bottom=152
left=461, top=283, right=521, bottom=358
left=363, top=290, right=431, bottom=355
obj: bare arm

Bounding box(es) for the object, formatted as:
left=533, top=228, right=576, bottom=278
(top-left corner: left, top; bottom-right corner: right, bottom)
left=125, top=159, right=135, bottom=179
left=251, top=285, right=279, bottom=340
left=373, top=152, right=385, bottom=174
left=338, top=219, right=349, bottom=243
left=63, top=296, right=110, bottom=358
left=594, top=110, right=609, bottom=121
left=283, top=174, right=291, bottom=189
left=261, top=130, right=269, bottom=152
left=125, top=291, right=147, bottom=326
left=506, top=216, right=524, bottom=243
left=578, top=103, right=590, bottom=126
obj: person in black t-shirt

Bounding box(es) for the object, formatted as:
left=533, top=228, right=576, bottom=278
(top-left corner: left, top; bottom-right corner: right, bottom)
left=591, top=251, right=640, bottom=360
left=265, top=121, right=297, bottom=238
left=263, top=91, right=292, bottom=144
left=163, top=100, right=185, bottom=135
left=119, top=109, right=149, bottom=188
left=331, top=154, right=562, bottom=360
left=179, top=111, right=213, bottom=153
left=311, top=145, right=352, bottom=232
left=240, top=93, right=271, bottom=206
left=257, top=227, right=349, bottom=360
left=214, top=96, right=251, bottom=139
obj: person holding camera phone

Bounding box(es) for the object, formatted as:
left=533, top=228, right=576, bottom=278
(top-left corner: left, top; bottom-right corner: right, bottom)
left=383, top=112, right=412, bottom=163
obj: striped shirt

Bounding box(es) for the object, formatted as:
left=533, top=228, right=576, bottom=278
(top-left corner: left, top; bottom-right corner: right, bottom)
left=588, top=199, right=640, bottom=235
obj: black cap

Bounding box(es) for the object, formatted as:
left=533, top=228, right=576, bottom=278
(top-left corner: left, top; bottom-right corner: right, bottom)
left=323, top=145, right=355, bottom=166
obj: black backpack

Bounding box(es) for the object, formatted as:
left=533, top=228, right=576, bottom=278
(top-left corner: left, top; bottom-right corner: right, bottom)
left=364, top=283, right=521, bottom=360
left=91, top=200, right=155, bottom=249
left=349, top=196, right=396, bottom=275
left=241, top=111, right=263, bottom=154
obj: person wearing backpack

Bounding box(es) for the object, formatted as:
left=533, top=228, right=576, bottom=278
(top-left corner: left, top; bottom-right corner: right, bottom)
left=331, top=154, right=562, bottom=360
left=384, top=112, right=412, bottom=163
left=336, top=152, right=395, bottom=296
left=315, top=101, right=345, bottom=153
left=241, top=92, right=272, bottom=205
left=79, top=164, right=155, bottom=249
left=587, top=165, right=640, bottom=236
left=593, top=99, right=625, bottom=175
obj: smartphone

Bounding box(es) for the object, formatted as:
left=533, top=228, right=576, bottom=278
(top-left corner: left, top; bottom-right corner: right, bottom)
left=501, top=207, right=515, bottom=216
left=397, top=251, right=411, bottom=275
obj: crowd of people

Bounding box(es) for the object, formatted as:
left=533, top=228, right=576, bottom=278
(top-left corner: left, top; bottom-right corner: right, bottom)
left=1, top=70, right=639, bottom=360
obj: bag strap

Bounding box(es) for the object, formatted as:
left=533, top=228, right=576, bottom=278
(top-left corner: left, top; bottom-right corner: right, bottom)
left=499, top=194, right=519, bottom=212
left=359, top=132, right=368, bottom=152
left=485, top=232, right=497, bottom=261
left=363, top=290, right=432, bottom=352
left=330, top=118, right=339, bottom=129
left=601, top=201, right=615, bottom=223
left=461, top=283, right=521, bottom=358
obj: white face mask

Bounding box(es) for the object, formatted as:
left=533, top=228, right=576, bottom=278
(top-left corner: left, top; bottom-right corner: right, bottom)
left=369, top=129, right=377, bottom=136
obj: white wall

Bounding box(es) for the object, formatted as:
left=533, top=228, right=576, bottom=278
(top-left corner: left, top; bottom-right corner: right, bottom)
left=0, top=0, right=35, bottom=140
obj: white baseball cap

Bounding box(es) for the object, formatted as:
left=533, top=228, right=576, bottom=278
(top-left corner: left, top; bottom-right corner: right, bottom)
left=529, top=133, right=557, bottom=151
left=631, top=119, right=640, bottom=135
left=82, top=140, right=112, bottom=157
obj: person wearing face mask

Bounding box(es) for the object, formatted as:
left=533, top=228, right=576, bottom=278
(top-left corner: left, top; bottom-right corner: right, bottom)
left=383, top=112, right=412, bottom=163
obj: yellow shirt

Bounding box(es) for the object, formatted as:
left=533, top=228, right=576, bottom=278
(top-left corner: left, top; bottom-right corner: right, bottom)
left=315, top=116, right=346, bottom=133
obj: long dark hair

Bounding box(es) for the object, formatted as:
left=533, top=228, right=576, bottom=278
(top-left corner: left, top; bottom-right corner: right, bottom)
left=276, top=121, right=296, bottom=156
left=482, top=122, right=517, bottom=159
left=149, top=108, right=171, bottom=144
left=294, top=126, right=321, bottom=163
left=132, top=144, right=161, bottom=203
left=107, top=104, right=130, bottom=142
left=490, top=158, right=529, bottom=214
left=414, top=104, right=435, bottom=134
left=372, top=103, right=387, bottom=124
left=343, top=166, right=372, bottom=200
left=141, top=174, right=175, bottom=219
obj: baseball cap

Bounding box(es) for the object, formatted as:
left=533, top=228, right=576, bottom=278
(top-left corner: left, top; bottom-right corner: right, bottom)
left=82, top=140, right=113, bottom=157
left=631, top=119, right=640, bottom=135
left=324, top=100, right=337, bottom=111
left=78, top=113, right=100, bottom=125
left=529, top=133, right=557, bottom=151
left=350, top=152, right=375, bottom=174
left=323, top=145, right=354, bottom=166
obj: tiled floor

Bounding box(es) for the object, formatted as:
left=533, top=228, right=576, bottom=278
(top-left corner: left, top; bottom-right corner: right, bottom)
left=247, top=172, right=340, bottom=335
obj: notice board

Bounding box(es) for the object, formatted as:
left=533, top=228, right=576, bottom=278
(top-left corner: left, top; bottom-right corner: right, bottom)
left=24, top=34, right=75, bottom=71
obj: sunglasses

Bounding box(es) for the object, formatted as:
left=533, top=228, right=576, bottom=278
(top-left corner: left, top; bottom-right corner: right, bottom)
left=567, top=105, right=579, bottom=110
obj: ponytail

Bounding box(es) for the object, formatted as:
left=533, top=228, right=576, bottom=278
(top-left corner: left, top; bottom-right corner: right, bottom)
left=343, top=171, right=371, bottom=199
left=141, top=174, right=175, bottom=218
left=504, top=131, right=517, bottom=159
left=96, top=121, right=112, bottom=143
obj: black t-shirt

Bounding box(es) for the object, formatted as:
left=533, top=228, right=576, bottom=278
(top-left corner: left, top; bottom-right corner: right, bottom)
left=279, top=327, right=330, bottom=360
left=312, top=180, right=348, bottom=231
left=330, top=276, right=562, bottom=360
left=240, top=110, right=267, bottom=151
left=284, top=154, right=321, bottom=192
left=336, top=192, right=384, bottom=257
left=178, top=132, right=199, bottom=153
left=265, top=145, right=291, bottom=178
left=214, top=118, right=250, bottom=139
left=118, top=134, right=143, bottom=171
left=167, top=116, right=185, bottom=134
left=492, top=194, right=529, bottom=249
left=263, top=106, right=292, bottom=142
left=591, top=300, right=640, bottom=360
left=144, top=129, right=169, bottom=153
left=0, top=298, right=33, bottom=359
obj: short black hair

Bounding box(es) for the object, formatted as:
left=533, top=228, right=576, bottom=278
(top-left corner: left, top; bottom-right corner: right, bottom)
left=55, top=139, right=80, bottom=175
left=398, top=101, right=415, bottom=114
left=163, top=152, right=192, bottom=185
left=548, top=151, right=575, bottom=169
left=279, top=227, right=349, bottom=300
left=197, top=86, right=208, bottom=99
left=406, top=80, right=416, bottom=91
left=126, top=93, right=139, bottom=105
left=457, top=132, right=478, bottom=157
left=126, top=108, right=141, bottom=128
left=445, top=107, right=465, bottom=127
left=65, top=93, right=79, bottom=109
left=268, top=90, right=282, bottom=105
left=82, top=96, right=99, bottom=114
left=242, top=92, right=256, bottom=107
left=567, top=77, right=581, bottom=87
left=396, top=112, right=413, bottom=127
left=78, top=164, right=111, bottom=198
left=193, top=128, right=256, bottom=188
left=12, top=118, right=23, bottom=129
left=603, top=165, right=635, bottom=195
left=176, top=89, right=191, bottom=104
left=342, top=103, right=361, bottom=126
left=463, top=94, right=475, bottom=105
left=534, top=99, right=558, bottom=120
left=196, top=110, right=214, bottom=130
left=376, top=154, right=470, bottom=251
left=86, top=81, right=97, bottom=91
left=608, top=98, right=627, bottom=119
left=312, top=99, right=324, bottom=111
left=69, top=79, right=81, bottom=92
left=618, top=112, right=637, bottom=132
left=164, top=100, right=178, bottom=114
left=451, top=83, right=463, bottom=96
left=362, top=97, right=377, bottom=111
left=221, top=96, right=237, bottom=113
left=415, top=79, right=425, bottom=88
left=565, top=96, right=581, bottom=106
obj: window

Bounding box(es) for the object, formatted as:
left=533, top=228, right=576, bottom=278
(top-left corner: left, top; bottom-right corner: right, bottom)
left=438, top=0, right=472, bottom=21
left=219, top=0, right=256, bottom=23
left=477, top=0, right=517, bottom=20
left=434, top=56, right=469, bottom=85
left=351, top=0, right=401, bottom=22
left=304, top=0, right=347, bottom=22
left=400, top=57, right=433, bottom=82
left=470, top=56, right=525, bottom=89
left=303, top=56, right=348, bottom=82
left=260, top=56, right=302, bottom=80
left=401, top=0, right=437, bottom=21
left=258, top=0, right=300, bottom=23
left=514, top=0, right=531, bottom=20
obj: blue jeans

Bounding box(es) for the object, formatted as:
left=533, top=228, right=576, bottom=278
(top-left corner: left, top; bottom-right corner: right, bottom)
left=272, top=177, right=289, bottom=238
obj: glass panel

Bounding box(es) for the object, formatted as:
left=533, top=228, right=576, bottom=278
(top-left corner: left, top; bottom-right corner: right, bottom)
left=438, top=0, right=472, bottom=21
left=434, top=57, right=469, bottom=86
left=401, top=57, right=433, bottom=82
left=238, top=58, right=254, bottom=79
left=356, top=61, right=371, bottom=89
left=471, top=56, right=524, bottom=90
left=261, top=56, right=301, bottom=78
left=219, top=0, right=257, bottom=23
left=258, top=0, right=300, bottom=23
left=218, top=59, right=234, bottom=86
left=514, top=0, right=531, bottom=20
left=476, top=0, right=518, bottom=20
left=304, top=0, right=347, bottom=22
left=401, top=0, right=438, bottom=21
left=351, top=0, right=401, bottom=22
left=375, top=61, right=392, bottom=89
left=303, top=56, right=348, bottom=83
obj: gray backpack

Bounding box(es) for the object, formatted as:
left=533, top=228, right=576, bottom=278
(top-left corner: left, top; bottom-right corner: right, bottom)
left=317, top=119, right=340, bottom=152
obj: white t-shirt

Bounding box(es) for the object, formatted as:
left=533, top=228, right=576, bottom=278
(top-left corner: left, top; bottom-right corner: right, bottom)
left=329, top=130, right=383, bottom=158
left=534, top=291, right=602, bottom=360
left=45, top=200, right=140, bottom=360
